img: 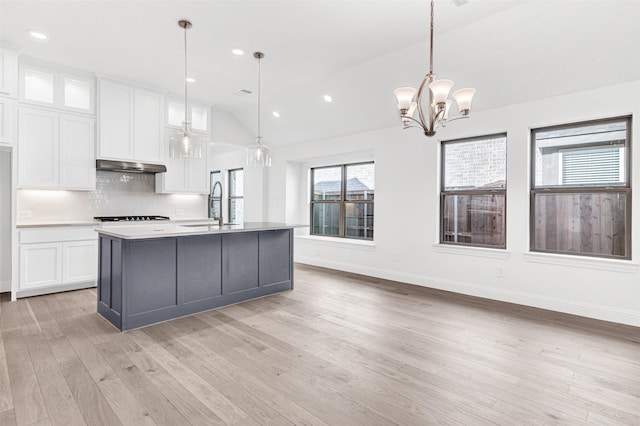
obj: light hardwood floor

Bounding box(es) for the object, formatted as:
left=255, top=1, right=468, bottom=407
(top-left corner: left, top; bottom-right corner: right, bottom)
left=1, top=263, right=640, bottom=425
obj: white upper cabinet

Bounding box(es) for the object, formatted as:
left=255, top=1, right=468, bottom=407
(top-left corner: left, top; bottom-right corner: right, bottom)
left=0, top=97, right=16, bottom=145
left=155, top=129, right=208, bottom=194
left=98, top=79, right=163, bottom=163
left=166, top=98, right=210, bottom=133
left=18, top=107, right=59, bottom=188
left=19, top=62, right=95, bottom=114
left=0, top=47, right=18, bottom=98
left=59, top=114, right=96, bottom=189
left=133, top=88, right=163, bottom=163
left=18, top=106, right=95, bottom=190
left=98, top=80, right=133, bottom=159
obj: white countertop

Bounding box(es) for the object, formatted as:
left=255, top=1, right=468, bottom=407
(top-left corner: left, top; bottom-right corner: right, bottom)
left=96, top=222, right=300, bottom=239
left=17, top=220, right=99, bottom=228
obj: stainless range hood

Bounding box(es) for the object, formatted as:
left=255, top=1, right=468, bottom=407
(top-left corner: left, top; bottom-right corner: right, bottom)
left=96, top=159, right=167, bottom=174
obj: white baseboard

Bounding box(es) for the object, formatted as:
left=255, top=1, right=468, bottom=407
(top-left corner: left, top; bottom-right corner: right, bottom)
left=0, top=279, right=10, bottom=293
left=294, top=256, right=640, bottom=328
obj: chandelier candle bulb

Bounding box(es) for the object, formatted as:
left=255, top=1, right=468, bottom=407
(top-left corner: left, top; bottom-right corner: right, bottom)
left=453, top=88, right=476, bottom=115
left=428, top=79, right=454, bottom=105
left=394, top=87, right=417, bottom=113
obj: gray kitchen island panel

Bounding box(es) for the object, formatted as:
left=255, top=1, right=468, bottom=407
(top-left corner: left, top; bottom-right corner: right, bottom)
left=97, top=225, right=294, bottom=331
left=222, top=232, right=259, bottom=294
left=180, top=234, right=223, bottom=303
left=259, top=229, right=292, bottom=287
left=127, top=238, right=177, bottom=315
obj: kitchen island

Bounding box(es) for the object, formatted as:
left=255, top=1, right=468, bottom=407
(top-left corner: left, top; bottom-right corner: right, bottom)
left=96, top=222, right=295, bottom=331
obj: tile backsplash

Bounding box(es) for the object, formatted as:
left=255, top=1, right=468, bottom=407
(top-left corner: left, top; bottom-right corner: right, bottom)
left=17, top=171, right=207, bottom=221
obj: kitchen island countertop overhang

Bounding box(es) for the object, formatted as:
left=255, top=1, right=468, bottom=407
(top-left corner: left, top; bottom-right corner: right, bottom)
left=96, top=221, right=301, bottom=239
left=96, top=222, right=301, bottom=331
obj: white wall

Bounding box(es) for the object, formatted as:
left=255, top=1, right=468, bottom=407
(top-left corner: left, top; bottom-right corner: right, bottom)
left=208, top=148, right=266, bottom=223
left=261, top=80, right=640, bottom=327
left=0, top=150, right=11, bottom=292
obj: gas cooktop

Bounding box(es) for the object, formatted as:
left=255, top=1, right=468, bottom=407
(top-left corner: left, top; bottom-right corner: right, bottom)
left=94, top=215, right=170, bottom=223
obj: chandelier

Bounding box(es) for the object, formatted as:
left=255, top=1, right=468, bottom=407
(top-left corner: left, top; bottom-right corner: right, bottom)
left=169, top=19, right=203, bottom=159
left=394, top=0, right=476, bottom=137
left=246, top=52, right=272, bottom=167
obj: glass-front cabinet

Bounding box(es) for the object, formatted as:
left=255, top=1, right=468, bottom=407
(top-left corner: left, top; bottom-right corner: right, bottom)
left=19, top=62, right=95, bottom=114
left=166, top=97, right=210, bottom=133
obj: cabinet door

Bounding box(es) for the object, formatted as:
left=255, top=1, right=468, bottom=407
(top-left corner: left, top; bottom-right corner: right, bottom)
left=187, top=154, right=209, bottom=193
left=18, top=107, right=59, bottom=187
left=21, top=65, right=55, bottom=106
left=62, top=74, right=94, bottom=114
left=155, top=130, right=187, bottom=193
left=0, top=97, right=15, bottom=144
left=98, top=80, right=133, bottom=160
left=59, top=114, right=95, bottom=189
left=259, top=230, right=292, bottom=286
left=19, top=243, right=63, bottom=289
left=190, top=104, right=209, bottom=133
left=63, top=240, right=98, bottom=283
left=0, top=48, right=18, bottom=98
left=166, top=99, right=209, bottom=133
left=133, top=88, right=163, bottom=163
left=222, top=232, right=259, bottom=294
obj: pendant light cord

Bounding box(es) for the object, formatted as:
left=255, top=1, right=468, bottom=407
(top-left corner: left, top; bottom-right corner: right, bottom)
left=429, top=0, right=434, bottom=75
left=183, top=24, right=188, bottom=128
left=257, top=55, right=262, bottom=142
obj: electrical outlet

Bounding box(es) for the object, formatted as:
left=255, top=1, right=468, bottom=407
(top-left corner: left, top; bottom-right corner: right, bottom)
left=18, top=211, right=31, bottom=219
left=497, top=267, right=505, bottom=278
left=175, top=209, right=184, bottom=217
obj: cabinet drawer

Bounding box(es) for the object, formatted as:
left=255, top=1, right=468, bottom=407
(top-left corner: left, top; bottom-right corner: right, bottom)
left=19, top=226, right=97, bottom=244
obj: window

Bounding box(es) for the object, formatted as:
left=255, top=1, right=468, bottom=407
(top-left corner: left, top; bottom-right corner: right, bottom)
left=209, top=171, right=221, bottom=219
left=310, top=162, right=374, bottom=240
left=441, top=134, right=507, bottom=248
left=228, top=168, right=244, bottom=224
left=531, top=116, right=631, bottom=259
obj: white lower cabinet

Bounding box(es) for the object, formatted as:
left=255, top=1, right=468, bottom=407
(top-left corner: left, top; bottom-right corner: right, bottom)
left=18, top=226, right=98, bottom=297
left=19, top=242, right=63, bottom=289
left=63, top=240, right=98, bottom=283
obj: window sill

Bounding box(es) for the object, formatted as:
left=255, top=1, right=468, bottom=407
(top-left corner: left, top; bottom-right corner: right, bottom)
left=432, top=244, right=510, bottom=260
left=295, top=235, right=376, bottom=251
left=522, top=252, right=639, bottom=273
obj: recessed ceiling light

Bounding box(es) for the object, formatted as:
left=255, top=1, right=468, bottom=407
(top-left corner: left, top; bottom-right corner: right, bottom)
left=323, top=94, right=333, bottom=102
left=232, top=49, right=244, bottom=56
left=186, top=77, right=196, bottom=83
left=28, top=30, right=48, bottom=40
left=272, top=111, right=280, bottom=118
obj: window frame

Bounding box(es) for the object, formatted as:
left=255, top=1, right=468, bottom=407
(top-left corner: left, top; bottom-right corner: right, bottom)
left=228, top=168, right=244, bottom=224
left=529, top=116, right=632, bottom=260
left=310, top=161, right=374, bottom=241
left=440, top=133, right=508, bottom=249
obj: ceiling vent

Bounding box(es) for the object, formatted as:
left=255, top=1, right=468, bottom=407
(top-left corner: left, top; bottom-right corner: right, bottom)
left=233, top=89, right=253, bottom=97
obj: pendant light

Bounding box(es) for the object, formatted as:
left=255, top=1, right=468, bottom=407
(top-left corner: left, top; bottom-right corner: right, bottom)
left=169, top=19, right=203, bottom=159
left=246, top=51, right=272, bottom=168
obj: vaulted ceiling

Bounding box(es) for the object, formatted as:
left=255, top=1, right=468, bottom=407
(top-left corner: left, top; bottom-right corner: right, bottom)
left=1, top=0, right=639, bottom=147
